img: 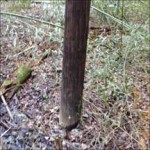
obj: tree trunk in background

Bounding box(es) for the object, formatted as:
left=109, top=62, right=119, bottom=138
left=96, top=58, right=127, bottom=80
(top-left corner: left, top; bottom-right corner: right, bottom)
left=60, top=0, right=91, bottom=131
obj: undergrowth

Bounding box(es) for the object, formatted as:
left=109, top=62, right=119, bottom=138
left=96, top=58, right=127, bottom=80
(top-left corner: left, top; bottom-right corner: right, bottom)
left=86, top=0, right=149, bottom=149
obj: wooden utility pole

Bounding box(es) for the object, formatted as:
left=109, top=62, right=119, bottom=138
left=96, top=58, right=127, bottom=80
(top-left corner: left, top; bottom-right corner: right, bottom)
left=60, top=0, right=91, bottom=130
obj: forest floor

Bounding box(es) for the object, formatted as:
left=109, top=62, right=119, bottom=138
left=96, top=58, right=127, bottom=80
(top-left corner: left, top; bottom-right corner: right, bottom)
left=0, top=1, right=149, bottom=150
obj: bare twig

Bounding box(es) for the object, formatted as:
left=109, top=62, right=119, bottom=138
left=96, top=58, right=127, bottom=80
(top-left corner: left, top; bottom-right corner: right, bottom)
left=1, top=85, right=17, bottom=95
left=13, top=45, right=36, bottom=57
left=1, top=127, right=11, bottom=137
left=1, top=120, right=10, bottom=129
left=0, top=91, right=13, bottom=120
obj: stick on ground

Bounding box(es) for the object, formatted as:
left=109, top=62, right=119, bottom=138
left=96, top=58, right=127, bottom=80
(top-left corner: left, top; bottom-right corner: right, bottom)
left=0, top=91, right=13, bottom=120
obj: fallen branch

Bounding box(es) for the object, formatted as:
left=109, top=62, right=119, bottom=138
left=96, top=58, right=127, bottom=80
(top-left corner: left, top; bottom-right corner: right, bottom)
left=13, top=45, right=36, bottom=57
left=0, top=12, right=64, bottom=29
left=0, top=91, right=13, bottom=120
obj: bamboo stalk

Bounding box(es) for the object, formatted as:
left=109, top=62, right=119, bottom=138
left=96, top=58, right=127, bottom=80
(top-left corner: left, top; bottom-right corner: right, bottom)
left=0, top=12, right=64, bottom=29
left=91, top=6, right=132, bottom=30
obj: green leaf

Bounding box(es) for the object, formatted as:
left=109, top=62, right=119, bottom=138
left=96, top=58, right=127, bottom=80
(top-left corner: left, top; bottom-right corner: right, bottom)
left=16, top=64, right=32, bottom=84
left=2, top=80, right=13, bottom=88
